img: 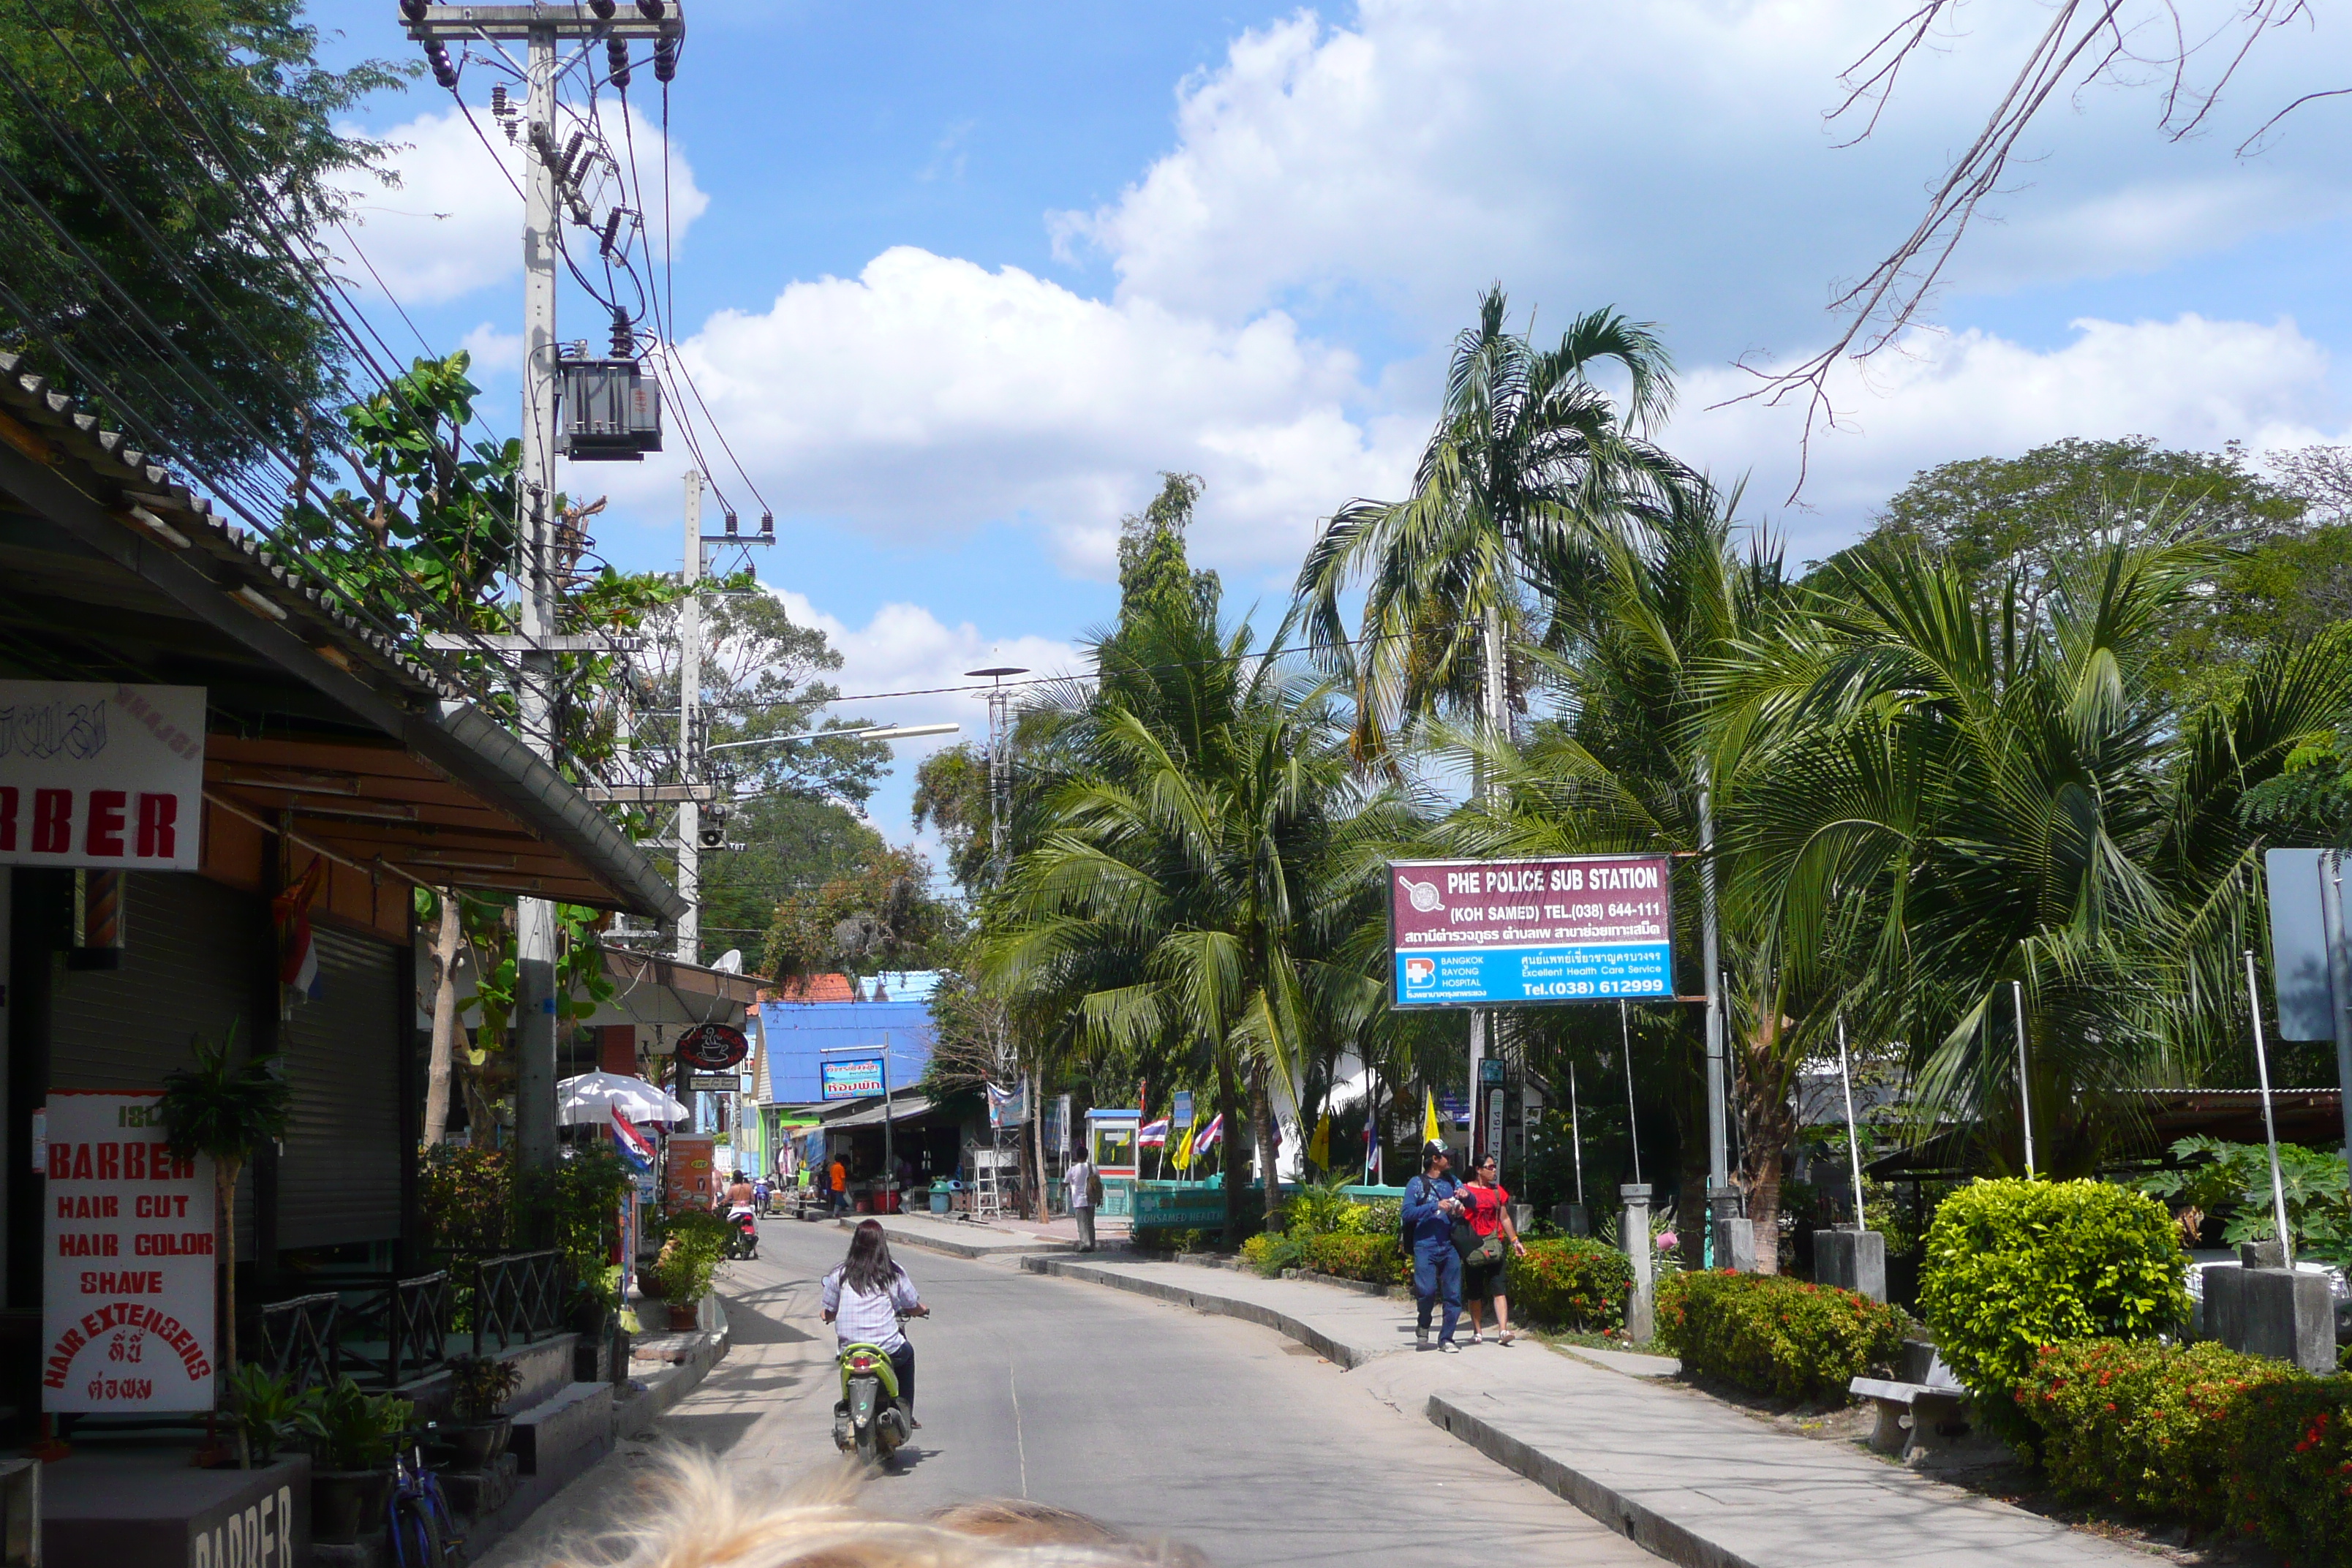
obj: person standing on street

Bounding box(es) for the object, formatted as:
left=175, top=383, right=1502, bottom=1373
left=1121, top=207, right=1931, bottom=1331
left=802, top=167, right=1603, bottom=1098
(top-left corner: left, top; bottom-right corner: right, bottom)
left=1459, top=1154, right=1528, bottom=1344
left=829, top=1153, right=851, bottom=1217
left=1403, top=1142, right=1466, bottom=1352
left=1066, top=1147, right=1098, bottom=1252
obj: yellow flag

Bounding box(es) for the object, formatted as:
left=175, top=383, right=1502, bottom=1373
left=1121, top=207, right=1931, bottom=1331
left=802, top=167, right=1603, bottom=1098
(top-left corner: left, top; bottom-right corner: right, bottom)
left=1172, top=1123, right=1194, bottom=1172
left=1423, top=1090, right=1441, bottom=1148
left=1309, top=1115, right=1331, bottom=1169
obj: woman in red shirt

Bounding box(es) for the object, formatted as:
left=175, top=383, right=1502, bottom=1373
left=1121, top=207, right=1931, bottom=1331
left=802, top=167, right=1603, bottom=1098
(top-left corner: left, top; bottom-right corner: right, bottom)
left=1459, top=1155, right=1528, bottom=1344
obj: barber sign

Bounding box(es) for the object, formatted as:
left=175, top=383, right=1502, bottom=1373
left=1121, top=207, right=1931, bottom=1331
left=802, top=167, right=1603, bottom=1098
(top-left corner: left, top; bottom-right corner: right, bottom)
left=42, top=1091, right=217, bottom=1412
left=0, top=681, right=205, bottom=870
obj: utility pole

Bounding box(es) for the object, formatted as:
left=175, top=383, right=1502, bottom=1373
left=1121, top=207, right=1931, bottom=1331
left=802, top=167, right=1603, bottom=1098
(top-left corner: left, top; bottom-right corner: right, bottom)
left=1698, top=761, right=1730, bottom=1265
left=401, top=1, right=687, bottom=1172
left=966, top=666, right=1035, bottom=1210
left=1471, top=603, right=1509, bottom=1170
left=676, top=470, right=703, bottom=965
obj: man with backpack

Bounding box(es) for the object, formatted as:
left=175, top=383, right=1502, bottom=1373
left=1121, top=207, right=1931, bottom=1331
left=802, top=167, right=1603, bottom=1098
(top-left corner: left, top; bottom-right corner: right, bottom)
left=1402, top=1142, right=1467, bottom=1352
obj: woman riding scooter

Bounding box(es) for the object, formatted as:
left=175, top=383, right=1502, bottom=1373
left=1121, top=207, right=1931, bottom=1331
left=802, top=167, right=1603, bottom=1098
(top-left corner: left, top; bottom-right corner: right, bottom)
left=821, top=1220, right=929, bottom=1428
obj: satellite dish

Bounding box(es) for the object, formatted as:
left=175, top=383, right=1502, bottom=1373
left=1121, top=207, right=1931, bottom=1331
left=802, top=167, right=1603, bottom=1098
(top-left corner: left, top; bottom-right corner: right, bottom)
left=713, top=949, right=743, bottom=974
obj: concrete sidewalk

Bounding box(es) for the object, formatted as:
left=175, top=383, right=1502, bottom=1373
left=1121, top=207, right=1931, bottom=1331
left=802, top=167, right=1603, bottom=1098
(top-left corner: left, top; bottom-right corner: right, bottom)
left=838, top=1209, right=1077, bottom=1259
left=1023, top=1254, right=2146, bottom=1568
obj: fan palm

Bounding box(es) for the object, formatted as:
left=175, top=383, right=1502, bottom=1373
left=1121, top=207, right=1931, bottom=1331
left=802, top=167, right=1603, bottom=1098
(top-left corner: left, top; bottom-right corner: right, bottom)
left=1292, top=285, right=1696, bottom=761
left=1717, top=524, right=2352, bottom=1173
left=983, top=600, right=1400, bottom=1240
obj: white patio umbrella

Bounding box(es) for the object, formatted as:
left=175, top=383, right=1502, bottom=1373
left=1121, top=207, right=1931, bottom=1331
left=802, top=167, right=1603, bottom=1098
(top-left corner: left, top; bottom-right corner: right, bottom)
left=557, top=1071, right=690, bottom=1126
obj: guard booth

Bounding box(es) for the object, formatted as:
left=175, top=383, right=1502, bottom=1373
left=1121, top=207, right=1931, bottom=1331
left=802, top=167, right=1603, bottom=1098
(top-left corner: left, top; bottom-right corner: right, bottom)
left=1084, top=1108, right=1139, bottom=1218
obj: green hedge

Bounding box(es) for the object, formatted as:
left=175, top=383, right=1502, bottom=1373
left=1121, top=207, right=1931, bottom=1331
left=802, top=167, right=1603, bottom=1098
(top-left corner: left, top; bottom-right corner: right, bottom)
left=1240, top=1232, right=1306, bottom=1277
left=1509, top=1239, right=1632, bottom=1334
left=1299, top=1232, right=1407, bottom=1286
left=2017, top=1340, right=2296, bottom=1525
left=1655, top=1270, right=1910, bottom=1402
left=1918, top=1179, right=2188, bottom=1427
left=2013, top=1340, right=2352, bottom=1561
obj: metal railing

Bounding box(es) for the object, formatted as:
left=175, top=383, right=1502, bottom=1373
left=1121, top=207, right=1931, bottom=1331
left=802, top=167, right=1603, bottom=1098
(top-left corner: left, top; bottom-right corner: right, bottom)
left=472, top=1250, right=565, bottom=1354
left=255, top=1292, right=341, bottom=1392
left=336, top=1271, right=452, bottom=1388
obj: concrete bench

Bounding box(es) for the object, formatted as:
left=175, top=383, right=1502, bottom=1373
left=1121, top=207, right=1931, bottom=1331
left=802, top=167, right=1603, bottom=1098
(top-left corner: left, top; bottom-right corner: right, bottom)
left=1849, top=1376, right=1970, bottom=1463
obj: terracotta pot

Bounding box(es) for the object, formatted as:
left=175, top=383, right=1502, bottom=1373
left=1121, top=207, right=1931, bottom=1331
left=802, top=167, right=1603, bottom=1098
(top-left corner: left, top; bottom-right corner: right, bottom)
left=668, top=1300, right=701, bottom=1331
left=312, top=1470, right=393, bottom=1545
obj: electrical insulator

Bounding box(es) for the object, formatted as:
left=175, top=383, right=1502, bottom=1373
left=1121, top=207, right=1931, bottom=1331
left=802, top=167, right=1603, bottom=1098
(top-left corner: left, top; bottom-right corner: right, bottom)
left=607, top=36, right=632, bottom=88
left=654, top=22, right=679, bottom=81
left=424, top=40, right=459, bottom=89
left=610, top=308, right=632, bottom=357
left=400, top=0, right=429, bottom=19
left=599, top=207, right=625, bottom=256
left=758, top=512, right=774, bottom=540
left=636, top=0, right=667, bottom=17
left=489, top=84, right=508, bottom=118
left=559, top=130, right=586, bottom=184
left=723, top=512, right=739, bottom=539
left=589, top=0, right=616, bottom=15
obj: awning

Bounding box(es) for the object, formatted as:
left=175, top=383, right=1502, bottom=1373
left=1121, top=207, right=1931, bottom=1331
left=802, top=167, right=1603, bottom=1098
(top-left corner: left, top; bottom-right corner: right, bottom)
left=823, top=1095, right=940, bottom=1131
left=589, top=945, right=765, bottom=1028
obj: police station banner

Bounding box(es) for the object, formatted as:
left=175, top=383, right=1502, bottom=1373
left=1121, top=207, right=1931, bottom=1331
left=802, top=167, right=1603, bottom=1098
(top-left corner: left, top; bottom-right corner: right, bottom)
left=1390, top=854, right=1673, bottom=1008
left=0, top=681, right=205, bottom=870
left=43, top=1090, right=217, bottom=1413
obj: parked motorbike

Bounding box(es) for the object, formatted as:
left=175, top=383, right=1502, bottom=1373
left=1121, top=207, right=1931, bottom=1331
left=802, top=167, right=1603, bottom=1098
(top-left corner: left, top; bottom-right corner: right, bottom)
left=725, top=1205, right=759, bottom=1261
left=832, top=1319, right=914, bottom=1467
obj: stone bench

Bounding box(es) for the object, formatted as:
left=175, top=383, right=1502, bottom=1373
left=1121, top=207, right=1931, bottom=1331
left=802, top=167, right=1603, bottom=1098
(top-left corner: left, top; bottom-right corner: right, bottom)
left=1849, top=1376, right=1970, bottom=1463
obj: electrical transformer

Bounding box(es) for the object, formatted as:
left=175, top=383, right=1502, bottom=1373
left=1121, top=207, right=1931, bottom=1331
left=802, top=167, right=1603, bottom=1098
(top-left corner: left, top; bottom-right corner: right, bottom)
left=558, top=358, right=662, bottom=460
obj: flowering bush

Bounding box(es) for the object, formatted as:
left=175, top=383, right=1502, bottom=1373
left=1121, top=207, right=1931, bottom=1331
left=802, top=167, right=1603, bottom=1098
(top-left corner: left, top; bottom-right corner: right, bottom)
left=1299, top=1232, right=1407, bottom=1286
left=1918, top=1179, right=2188, bottom=1431
left=1240, top=1231, right=1306, bottom=1278
left=2018, top=1340, right=2294, bottom=1524
left=1508, top=1238, right=1632, bottom=1333
left=1655, top=1270, right=1910, bottom=1402
left=2219, top=1375, right=2352, bottom=1561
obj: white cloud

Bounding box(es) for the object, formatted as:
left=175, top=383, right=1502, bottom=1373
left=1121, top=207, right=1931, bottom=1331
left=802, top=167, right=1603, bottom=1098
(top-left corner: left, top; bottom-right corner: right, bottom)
left=1055, top=2, right=2352, bottom=358
left=1675, top=313, right=2344, bottom=559
left=616, top=246, right=1417, bottom=576
left=332, top=103, right=708, bottom=306
left=456, top=322, right=522, bottom=380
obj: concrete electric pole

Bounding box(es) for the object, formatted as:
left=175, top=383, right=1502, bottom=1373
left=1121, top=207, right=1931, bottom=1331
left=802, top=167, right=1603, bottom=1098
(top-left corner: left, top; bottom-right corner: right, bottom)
left=676, top=470, right=703, bottom=965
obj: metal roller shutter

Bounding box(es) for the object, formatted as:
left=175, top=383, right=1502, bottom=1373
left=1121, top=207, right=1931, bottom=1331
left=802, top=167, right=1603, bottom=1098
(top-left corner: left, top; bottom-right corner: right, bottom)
left=277, top=925, right=402, bottom=1250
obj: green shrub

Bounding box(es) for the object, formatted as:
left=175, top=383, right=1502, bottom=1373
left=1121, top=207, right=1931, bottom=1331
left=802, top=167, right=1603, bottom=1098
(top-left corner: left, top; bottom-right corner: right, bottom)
left=1240, top=1232, right=1306, bottom=1277
left=1298, top=1232, right=1406, bottom=1286
left=1133, top=1225, right=1215, bottom=1253
left=1654, top=1270, right=1910, bottom=1403
left=1281, top=1182, right=1359, bottom=1238
left=1507, top=1239, right=1632, bottom=1333
left=1918, top=1179, right=2187, bottom=1424
left=2016, top=1340, right=2293, bottom=1525
left=2220, top=1374, right=2352, bottom=1561
left=1353, top=1196, right=1401, bottom=1238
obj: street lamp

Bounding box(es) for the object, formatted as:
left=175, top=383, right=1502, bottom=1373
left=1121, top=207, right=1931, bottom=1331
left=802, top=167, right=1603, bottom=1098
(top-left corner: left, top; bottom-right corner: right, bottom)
left=706, top=722, right=959, bottom=754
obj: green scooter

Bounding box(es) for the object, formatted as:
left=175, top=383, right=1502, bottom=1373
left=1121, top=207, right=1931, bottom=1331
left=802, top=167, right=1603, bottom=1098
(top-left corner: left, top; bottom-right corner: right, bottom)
left=832, top=1329, right=913, bottom=1466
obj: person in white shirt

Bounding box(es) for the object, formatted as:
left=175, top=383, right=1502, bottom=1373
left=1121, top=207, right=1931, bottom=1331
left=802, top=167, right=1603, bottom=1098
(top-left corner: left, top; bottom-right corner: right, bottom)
left=1066, top=1150, right=1097, bottom=1251
left=821, top=1220, right=929, bottom=1423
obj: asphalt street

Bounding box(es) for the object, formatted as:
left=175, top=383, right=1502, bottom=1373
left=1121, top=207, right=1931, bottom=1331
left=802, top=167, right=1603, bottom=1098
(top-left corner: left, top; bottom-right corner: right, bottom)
left=486, top=1215, right=1665, bottom=1567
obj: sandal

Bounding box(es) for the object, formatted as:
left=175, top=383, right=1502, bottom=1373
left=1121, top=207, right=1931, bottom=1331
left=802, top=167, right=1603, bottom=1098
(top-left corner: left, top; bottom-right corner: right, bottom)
left=1499, top=1330, right=1515, bottom=1346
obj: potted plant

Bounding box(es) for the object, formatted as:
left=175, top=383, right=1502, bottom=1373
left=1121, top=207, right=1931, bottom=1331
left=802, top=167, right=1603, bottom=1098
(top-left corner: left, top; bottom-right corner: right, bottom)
left=225, top=1365, right=323, bottom=1471
left=646, top=1211, right=728, bottom=1330
left=442, top=1354, right=523, bottom=1469
left=309, top=1376, right=412, bottom=1544
left=159, top=1022, right=292, bottom=1382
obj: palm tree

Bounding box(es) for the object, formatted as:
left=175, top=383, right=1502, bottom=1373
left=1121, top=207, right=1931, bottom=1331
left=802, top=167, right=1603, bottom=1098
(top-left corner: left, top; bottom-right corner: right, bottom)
left=983, top=600, right=1399, bottom=1241
left=1291, top=285, right=1695, bottom=762
left=1719, top=524, right=2352, bottom=1174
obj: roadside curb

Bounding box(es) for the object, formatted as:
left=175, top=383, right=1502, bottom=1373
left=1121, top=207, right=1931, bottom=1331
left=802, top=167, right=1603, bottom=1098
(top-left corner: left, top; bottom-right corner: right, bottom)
left=1426, top=1392, right=1732, bottom=1568
left=1019, top=1255, right=1393, bottom=1369
left=845, top=1216, right=1075, bottom=1260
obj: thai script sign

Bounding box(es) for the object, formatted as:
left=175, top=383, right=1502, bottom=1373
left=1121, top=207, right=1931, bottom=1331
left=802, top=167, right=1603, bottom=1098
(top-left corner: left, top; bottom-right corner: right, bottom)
left=820, top=1058, right=883, bottom=1099
left=0, top=682, right=204, bottom=870
left=42, top=1090, right=216, bottom=1413
left=1390, top=854, right=1673, bottom=1007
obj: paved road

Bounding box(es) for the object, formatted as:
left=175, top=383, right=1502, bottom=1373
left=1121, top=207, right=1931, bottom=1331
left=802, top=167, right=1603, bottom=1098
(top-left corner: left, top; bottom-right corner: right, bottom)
left=489, top=1216, right=1662, bottom=1567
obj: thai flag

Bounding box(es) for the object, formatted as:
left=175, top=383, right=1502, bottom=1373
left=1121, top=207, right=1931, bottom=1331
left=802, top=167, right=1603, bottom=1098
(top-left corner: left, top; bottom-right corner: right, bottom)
left=272, top=858, right=325, bottom=1003
left=610, top=1107, right=656, bottom=1172
left=1138, top=1117, right=1171, bottom=1147
left=1194, top=1113, right=1224, bottom=1150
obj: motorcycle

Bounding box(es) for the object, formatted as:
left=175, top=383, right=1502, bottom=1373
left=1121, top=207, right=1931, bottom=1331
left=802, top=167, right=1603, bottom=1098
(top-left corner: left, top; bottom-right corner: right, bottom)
left=724, top=1205, right=759, bottom=1261
left=832, top=1317, right=915, bottom=1468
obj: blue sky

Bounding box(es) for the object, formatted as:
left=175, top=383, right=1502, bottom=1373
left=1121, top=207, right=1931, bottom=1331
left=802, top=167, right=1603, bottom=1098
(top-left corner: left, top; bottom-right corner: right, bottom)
left=305, top=1, right=2352, bottom=850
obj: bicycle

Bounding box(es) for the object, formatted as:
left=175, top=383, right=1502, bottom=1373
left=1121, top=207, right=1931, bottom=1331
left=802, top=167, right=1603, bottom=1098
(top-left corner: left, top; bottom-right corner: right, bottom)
left=387, top=1425, right=465, bottom=1568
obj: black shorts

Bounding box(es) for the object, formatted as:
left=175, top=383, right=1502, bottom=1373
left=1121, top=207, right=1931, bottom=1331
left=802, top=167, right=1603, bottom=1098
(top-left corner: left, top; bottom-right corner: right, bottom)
left=1463, top=1254, right=1504, bottom=1300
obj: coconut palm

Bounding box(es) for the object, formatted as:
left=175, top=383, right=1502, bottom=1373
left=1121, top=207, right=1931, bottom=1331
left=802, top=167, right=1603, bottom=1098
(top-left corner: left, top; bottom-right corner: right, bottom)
left=1292, top=285, right=1696, bottom=761
left=1718, top=523, right=2352, bottom=1174
left=983, top=600, right=1402, bottom=1241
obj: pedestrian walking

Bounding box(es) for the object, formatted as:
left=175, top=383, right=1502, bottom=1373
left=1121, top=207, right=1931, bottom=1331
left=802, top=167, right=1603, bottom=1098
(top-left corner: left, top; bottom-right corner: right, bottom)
left=1458, top=1154, right=1527, bottom=1344
left=829, top=1154, right=851, bottom=1217
left=1402, top=1142, right=1466, bottom=1352
left=1066, top=1148, right=1098, bottom=1251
